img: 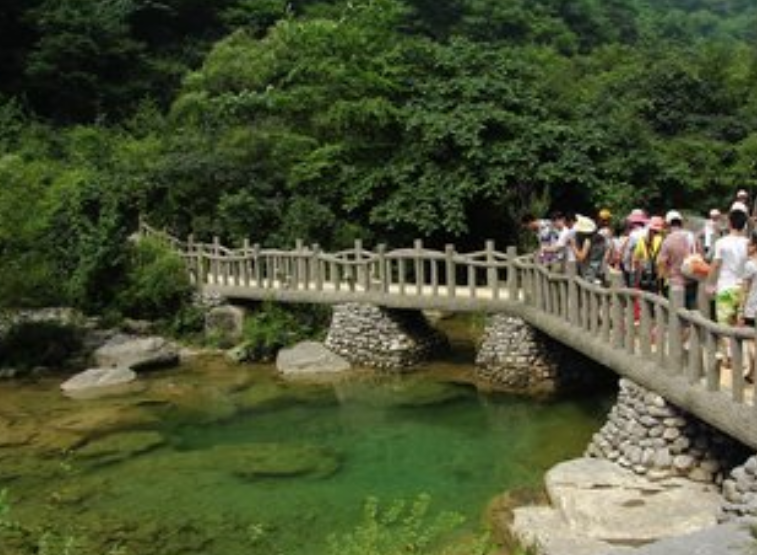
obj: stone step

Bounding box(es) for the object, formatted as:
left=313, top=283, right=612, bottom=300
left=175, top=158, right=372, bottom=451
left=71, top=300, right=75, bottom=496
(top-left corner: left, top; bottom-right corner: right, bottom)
left=546, top=458, right=721, bottom=544
left=511, top=505, right=629, bottom=555
left=597, top=521, right=755, bottom=555
left=510, top=458, right=726, bottom=555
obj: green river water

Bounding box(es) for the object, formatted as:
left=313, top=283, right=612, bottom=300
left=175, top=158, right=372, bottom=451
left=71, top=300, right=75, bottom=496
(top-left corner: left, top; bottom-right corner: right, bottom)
left=0, top=325, right=614, bottom=555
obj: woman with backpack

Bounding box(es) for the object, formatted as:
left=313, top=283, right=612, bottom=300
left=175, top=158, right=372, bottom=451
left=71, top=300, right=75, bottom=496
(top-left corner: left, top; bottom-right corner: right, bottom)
left=633, top=216, right=665, bottom=294
left=570, top=215, right=607, bottom=284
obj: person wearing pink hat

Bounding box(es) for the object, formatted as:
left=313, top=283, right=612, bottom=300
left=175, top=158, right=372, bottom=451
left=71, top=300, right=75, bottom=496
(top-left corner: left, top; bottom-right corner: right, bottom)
left=618, top=209, right=649, bottom=286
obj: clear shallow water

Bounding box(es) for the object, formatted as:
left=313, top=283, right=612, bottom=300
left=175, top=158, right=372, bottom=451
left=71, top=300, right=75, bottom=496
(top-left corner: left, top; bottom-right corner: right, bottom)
left=0, top=355, right=612, bottom=555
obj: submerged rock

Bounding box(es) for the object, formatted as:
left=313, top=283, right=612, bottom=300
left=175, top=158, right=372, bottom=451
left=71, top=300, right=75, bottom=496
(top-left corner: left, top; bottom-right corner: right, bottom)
left=334, top=377, right=470, bottom=408
left=212, top=443, right=341, bottom=480
left=232, top=381, right=337, bottom=413
left=61, top=367, right=143, bottom=399
left=73, top=430, right=166, bottom=466
left=52, top=403, right=160, bottom=439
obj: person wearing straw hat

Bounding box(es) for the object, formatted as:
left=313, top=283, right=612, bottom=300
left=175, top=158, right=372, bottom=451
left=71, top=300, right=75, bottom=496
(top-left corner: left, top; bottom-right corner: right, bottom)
left=570, top=215, right=606, bottom=284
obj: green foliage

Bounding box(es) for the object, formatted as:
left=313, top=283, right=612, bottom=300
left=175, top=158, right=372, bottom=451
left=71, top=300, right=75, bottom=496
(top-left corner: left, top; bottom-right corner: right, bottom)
left=241, top=302, right=327, bottom=360
left=326, top=494, right=492, bottom=555
left=3, top=0, right=757, bottom=317
left=117, top=237, right=194, bottom=322
left=0, top=489, right=129, bottom=555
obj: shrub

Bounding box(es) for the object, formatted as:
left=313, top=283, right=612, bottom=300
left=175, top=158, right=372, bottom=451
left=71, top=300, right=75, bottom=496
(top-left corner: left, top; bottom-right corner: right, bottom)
left=327, top=494, right=493, bottom=555
left=241, top=302, right=328, bottom=360
left=117, top=237, right=194, bottom=323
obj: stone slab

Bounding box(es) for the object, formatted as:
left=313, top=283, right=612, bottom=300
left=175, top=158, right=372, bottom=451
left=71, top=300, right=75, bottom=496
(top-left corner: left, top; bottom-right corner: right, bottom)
left=546, top=458, right=721, bottom=544
left=512, top=505, right=630, bottom=555
left=276, top=341, right=351, bottom=376
left=598, top=521, right=755, bottom=555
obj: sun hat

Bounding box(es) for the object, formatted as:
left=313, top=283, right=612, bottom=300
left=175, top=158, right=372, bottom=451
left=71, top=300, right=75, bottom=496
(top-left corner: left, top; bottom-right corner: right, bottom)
left=626, top=209, right=648, bottom=225
left=731, top=201, right=749, bottom=214
left=574, top=215, right=597, bottom=234
left=665, top=210, right=683, bottom=224
left=709, top=208, right=721, bottom=218
left=737, top=189, right=749, bottom=199
left=648, top=216, right=665, bottom=231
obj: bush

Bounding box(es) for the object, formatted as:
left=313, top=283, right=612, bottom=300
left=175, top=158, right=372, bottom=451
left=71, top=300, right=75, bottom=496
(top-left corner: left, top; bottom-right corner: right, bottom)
left=117, top=237, right=194, bottom=323
left=327, top=494, right=493, bottom=555
left=241, top=302, right=328, bottom=361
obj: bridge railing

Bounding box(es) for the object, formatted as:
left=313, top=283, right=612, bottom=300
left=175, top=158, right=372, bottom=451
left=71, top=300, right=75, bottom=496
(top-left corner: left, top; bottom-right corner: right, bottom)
left=516, top=253, right=757, bottom=407
left=140, top=222, right=757, bottom=409
left=140, top=223, right=517, bottom=300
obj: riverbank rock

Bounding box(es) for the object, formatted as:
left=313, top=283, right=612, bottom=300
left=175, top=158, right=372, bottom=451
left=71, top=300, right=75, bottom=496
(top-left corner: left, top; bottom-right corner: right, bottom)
left=94, top=334, right=179, bottom=371
left=509, top=458, right=722, bottom=555
left=60, top=367, right=142, bottom=399
left=276, top=341, right=351, bottom=378
left=597, top=520, right=755, bottom=555
left=205, top=305, right=247, bottom=347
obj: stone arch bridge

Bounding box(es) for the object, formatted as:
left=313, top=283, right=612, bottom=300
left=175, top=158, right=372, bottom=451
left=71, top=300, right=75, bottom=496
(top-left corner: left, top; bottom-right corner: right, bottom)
left=140, top=223, right=757, bottom=451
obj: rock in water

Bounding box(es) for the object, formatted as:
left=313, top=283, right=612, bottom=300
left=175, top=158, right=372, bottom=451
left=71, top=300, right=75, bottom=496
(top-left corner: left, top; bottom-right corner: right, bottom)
left=276, top=341, right=351, bottom=377
left=61, top=367, right=140, bottom=399
left=94, top=334, right=179, bottom=371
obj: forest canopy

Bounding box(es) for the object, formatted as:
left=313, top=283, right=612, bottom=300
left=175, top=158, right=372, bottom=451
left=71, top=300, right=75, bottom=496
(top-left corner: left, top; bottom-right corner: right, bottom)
left=2, top=0, right=757, bottom=310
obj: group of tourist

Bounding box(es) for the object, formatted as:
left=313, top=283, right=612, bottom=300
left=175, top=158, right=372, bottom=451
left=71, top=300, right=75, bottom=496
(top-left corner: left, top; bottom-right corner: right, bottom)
left=522, top=189, right=757, bottom=381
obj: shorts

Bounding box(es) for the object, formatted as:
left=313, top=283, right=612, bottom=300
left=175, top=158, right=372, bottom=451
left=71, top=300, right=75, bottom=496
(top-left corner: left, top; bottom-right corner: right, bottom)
left=715, top=288, right=742, bottom=325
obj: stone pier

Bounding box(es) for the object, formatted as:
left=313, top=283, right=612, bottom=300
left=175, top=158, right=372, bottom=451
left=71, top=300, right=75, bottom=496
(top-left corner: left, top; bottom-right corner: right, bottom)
left=475, top=314, right=605, bottom=395
left=324, top=303, right=448, bottom=370
left=585, top=379, right=748, bottom=483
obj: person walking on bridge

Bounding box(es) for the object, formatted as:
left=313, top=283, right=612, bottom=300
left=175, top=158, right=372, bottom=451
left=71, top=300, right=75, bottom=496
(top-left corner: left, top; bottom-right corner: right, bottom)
left=706, top=209, right=748, bottom=365
left=658, top=210, right=698, bottom=310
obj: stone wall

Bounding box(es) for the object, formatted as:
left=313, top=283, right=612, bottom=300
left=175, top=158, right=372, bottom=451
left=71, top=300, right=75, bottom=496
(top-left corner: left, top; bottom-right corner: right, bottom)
left=325, top=303, right=448, bottom=370
left=721, top=455, right=757, bottom=519
left=585, top=379, right=748, bottom=484
left=475, top=314, right=606, bottom=395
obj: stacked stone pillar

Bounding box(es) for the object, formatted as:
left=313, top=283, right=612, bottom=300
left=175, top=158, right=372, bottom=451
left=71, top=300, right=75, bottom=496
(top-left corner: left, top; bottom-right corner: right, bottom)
left=586, top=379, right=747, bottom=484
left=325, top=303, right=448, bottom=370
left=475, top=314, right=602, bottom=395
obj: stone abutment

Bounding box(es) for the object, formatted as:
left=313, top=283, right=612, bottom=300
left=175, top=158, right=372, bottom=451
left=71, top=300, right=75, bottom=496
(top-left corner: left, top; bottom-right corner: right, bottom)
left=325, top=303, right=449, bottom=370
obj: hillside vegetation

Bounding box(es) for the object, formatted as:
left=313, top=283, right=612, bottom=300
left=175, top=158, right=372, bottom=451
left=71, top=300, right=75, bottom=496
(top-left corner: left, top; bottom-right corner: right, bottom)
left=2, top=0, right=757, bottom=314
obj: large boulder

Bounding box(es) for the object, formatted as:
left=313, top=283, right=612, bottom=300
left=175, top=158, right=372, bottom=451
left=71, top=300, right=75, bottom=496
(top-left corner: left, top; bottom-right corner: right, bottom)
left=205, top=305, right=247, bottom=347
left=94, top=334, right=179, bottom=371
left=509, top=458, right=722, bottom=555
left=276, top=341, right=351, bottom=377
left=61, top=367, right=141, bottom=399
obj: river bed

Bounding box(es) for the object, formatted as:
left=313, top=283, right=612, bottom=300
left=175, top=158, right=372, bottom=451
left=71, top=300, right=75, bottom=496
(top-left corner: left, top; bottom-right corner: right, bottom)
left=0, top=324, right=613, bottom=554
